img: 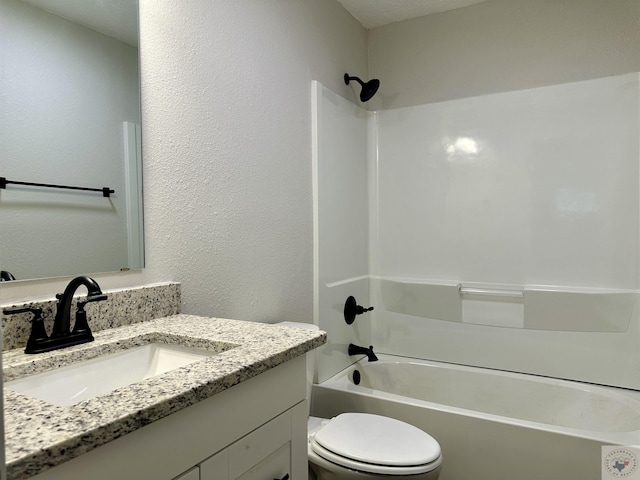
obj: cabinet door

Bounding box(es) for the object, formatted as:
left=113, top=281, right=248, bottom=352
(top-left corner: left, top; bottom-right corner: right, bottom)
left=200, top=449, right=229, bottom=480
left=228, top=411, right=291, bottom=479
left=173, top=467, right=199, bottom=480
left=236, top=443, right=290, bottom=480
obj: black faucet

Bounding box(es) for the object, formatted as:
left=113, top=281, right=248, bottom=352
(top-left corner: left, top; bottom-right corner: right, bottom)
left=348, top=343, right=378, bottom=362
left=51, top=276, right=106, bottom=340
left=3, top=276, right=107, bottom=354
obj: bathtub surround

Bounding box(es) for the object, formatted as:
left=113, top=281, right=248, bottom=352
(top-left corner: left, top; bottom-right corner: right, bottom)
left=1, top=283, right=180, bottom=351
left=370, top=72, right=640, bottom=389
left=313, top=71, right=640, bottom=390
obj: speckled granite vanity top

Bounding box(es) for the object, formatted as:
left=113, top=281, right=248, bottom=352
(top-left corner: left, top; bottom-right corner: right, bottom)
left=3, top=315, right=326, bottom=480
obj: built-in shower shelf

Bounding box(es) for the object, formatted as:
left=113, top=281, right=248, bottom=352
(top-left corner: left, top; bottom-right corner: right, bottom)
left=459, top=287, right=524, bottom=298
left=374, top=277, right=636, bottom=333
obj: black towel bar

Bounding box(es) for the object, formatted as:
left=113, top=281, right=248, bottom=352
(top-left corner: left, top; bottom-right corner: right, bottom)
left=0, top=177, right=114, bottom=197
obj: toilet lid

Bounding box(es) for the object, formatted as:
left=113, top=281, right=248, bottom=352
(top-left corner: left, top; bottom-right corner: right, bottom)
left=311, top=413, right=441, bottom=473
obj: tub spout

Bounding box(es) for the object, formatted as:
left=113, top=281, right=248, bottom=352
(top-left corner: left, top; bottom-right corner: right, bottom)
left=348, top=343, right=378, bottom=362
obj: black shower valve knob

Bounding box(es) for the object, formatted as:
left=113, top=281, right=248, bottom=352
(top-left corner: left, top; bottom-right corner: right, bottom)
left=344, top=295, right=374, bottom=324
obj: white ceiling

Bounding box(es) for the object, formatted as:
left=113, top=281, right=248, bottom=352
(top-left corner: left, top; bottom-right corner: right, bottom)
left=21, top=0, right=138, bottom=46
left=336, top=0, right=490, bottom=29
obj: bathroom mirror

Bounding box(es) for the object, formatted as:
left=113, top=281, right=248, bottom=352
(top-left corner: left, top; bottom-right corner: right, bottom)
left=0, top=0, right=143, bottom=281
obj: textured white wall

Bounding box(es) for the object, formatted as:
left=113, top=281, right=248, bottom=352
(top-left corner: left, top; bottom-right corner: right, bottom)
left=137, top=1, right=367, bottom=321
left=368, top=0, right=640, bottom=110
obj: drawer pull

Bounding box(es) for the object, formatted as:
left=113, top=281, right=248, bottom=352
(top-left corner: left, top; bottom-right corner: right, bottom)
left=274, top=475, right=289, bottom=480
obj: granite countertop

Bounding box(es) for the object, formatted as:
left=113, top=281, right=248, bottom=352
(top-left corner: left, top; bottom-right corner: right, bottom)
left=3, top=315, right=326, bottom=480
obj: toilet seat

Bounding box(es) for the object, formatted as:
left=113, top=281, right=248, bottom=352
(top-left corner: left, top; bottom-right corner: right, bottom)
left=310, top=413, right=442, bottom=475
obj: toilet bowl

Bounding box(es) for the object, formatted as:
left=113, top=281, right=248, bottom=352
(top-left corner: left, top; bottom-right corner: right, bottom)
left=277, top=322, right=443, bottom=480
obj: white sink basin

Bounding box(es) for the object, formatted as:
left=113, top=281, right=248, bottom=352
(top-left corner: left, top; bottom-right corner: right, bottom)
left=6, top=343, right=215, bottom=406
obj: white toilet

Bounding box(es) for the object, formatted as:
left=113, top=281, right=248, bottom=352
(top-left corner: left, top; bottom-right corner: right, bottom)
left=278, top=322, right=442, bottom=480
left=308, top=413, right=442, bottom=479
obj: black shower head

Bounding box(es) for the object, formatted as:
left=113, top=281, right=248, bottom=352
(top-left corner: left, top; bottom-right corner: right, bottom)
left=344, top=73, right=380, bottom=102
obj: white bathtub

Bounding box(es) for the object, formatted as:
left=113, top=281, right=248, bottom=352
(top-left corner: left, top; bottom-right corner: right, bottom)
left=310, top=354, right=640, bottom=480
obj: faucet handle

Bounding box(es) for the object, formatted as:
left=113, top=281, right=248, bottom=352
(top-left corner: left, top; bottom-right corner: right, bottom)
left=2, top=306, right=42, bottom=320
left=3, top=306, right=49, bottom=354
left=72, top=295, right=105, bottom=339
left=3, top=305, right=42, bottom=316
left=77, top=294, right=108, bottom=310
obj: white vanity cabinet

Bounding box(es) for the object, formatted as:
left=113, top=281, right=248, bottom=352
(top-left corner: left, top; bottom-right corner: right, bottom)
left=30, top=356, right=308, bottom=480
left=196, top=409, right=292, bottom=480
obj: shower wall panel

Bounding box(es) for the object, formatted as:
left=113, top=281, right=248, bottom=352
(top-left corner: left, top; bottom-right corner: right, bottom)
left=374, top=73, right=639, bottom=290
left=371, top=73, right=640, bottom=389
left=312, top=82, right=371, bottom=382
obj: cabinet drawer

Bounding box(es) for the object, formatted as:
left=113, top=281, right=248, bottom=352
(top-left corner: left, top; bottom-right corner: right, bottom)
left=237, top=443, right=290, bottom=480
left=229, top=411, right=291, bottom=479
left=200, top=448, right=229, bottom=480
